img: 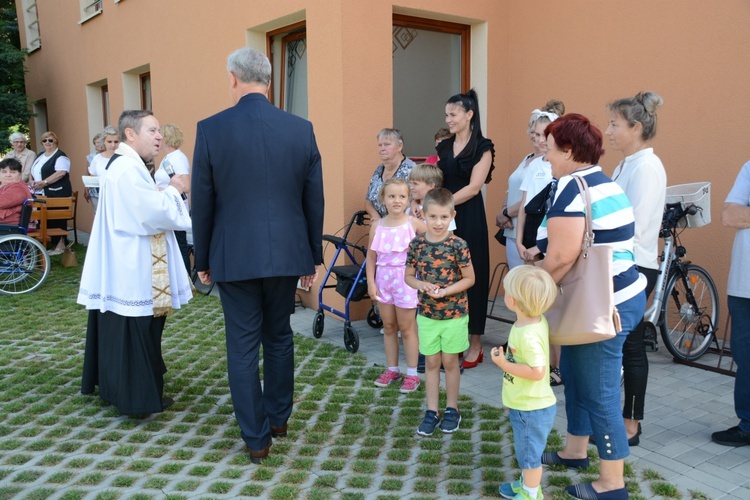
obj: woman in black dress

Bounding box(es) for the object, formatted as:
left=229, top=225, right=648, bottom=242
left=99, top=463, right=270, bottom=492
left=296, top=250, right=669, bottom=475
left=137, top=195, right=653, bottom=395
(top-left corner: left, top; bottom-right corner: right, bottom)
left=436, top=89, right=495, bottom=368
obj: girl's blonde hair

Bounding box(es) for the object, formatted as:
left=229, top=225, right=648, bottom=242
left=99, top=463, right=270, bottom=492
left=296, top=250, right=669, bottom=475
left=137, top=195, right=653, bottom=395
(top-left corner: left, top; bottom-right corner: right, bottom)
left=377, top=177, right=410, bottom=206
left=503, top=265, right=557, bottom=317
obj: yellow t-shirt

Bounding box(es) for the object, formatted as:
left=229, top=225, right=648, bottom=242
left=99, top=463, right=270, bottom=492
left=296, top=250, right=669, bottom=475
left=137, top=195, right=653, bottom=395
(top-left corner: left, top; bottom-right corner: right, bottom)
left=501, top=315, right=556, bottom=411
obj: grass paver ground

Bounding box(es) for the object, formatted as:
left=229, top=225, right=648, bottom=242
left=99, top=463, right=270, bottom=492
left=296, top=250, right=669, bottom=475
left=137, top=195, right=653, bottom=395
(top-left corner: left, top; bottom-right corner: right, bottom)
left=0, top=246, right=696, bottom=499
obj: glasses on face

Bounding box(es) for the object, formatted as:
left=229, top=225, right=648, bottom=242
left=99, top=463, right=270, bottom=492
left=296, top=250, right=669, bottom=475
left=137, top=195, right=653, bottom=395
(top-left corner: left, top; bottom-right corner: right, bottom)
left=41, top=138, right=54, bottom=143
left=12, top=141, right=25, bottom=145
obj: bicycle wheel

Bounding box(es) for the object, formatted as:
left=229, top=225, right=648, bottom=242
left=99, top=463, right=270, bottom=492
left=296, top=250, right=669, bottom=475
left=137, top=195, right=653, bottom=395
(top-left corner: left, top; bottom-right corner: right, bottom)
left=660, top=264, right=719, bottom=361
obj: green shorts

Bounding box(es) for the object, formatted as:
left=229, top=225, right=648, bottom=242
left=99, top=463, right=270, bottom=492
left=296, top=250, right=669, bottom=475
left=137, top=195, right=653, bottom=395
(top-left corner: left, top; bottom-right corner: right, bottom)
left=417, top=314, right=470, bottom=356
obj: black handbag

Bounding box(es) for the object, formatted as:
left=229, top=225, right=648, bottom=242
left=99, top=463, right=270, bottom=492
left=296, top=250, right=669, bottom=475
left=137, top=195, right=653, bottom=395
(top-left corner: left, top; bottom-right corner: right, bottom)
left=522, top=181, right=553, bottom=248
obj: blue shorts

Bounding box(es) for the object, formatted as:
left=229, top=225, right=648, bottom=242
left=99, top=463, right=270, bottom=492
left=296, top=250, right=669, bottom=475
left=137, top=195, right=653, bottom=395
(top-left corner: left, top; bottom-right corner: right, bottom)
left=509, top=405, right=556, bottom=469
left=417, top=314, right=469, bottom=356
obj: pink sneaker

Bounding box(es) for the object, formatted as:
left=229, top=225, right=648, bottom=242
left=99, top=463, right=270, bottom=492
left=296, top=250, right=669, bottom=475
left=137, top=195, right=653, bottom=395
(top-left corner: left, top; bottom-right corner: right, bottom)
left=399, top=375, right=420, bottom=394
left=374, top=369, right=401, bottom=388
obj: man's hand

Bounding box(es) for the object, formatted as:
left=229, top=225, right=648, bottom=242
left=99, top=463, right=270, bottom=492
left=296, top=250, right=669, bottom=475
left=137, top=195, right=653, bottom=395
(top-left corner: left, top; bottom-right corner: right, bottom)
left=198, top=270, right=211, bottom=285
left=300, top=265, right=321, bottom=289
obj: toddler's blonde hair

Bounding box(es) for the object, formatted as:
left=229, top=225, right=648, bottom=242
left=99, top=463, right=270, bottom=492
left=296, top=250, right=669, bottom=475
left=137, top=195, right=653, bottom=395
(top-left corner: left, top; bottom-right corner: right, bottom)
left=503, top=265, right=557, bottom=317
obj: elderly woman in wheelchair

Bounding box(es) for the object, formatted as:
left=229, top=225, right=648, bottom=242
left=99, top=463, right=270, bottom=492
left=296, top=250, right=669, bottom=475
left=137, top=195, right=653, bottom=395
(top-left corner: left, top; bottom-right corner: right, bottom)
left=0, top=158, right=49, bottom=295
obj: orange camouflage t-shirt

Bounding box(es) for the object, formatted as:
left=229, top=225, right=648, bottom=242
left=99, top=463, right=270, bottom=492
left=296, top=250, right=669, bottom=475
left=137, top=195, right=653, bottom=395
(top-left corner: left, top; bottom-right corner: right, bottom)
left=406, top=234, right=472, bottom=320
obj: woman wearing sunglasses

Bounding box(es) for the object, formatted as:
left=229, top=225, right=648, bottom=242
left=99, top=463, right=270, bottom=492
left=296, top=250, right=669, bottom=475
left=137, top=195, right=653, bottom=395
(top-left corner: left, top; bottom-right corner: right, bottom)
left=30, top=131, right=72, bottom=254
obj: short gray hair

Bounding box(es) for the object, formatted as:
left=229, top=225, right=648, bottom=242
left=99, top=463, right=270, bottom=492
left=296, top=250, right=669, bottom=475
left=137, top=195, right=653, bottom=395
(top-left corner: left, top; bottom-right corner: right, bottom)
left=9, top=132, right=26, bottom=143
left=118, top=110, right=154, bottom=142
left=227, top=47, right=271, bottom=87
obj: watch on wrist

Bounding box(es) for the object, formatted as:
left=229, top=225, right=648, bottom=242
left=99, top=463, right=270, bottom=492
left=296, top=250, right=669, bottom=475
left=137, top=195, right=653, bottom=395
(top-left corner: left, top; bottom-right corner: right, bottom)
left=502, top=208, right=509, bottom=218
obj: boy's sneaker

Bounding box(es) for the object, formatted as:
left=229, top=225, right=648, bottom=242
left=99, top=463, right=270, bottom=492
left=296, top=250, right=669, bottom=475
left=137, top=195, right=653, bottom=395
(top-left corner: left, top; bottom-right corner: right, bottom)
left=440, top=407, right=461, bottom=433
left=499, top=477, right=523, bottom=499
left=416, top=410, right=441, bottom=436
left=374, top=369, right=401, bottom=388
left=399, top=375, right=420, bottom=393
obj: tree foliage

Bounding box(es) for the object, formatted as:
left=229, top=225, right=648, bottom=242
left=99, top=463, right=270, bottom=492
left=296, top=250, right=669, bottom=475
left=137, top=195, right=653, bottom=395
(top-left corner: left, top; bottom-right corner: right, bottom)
left=0, top=0, right=31, bottom=147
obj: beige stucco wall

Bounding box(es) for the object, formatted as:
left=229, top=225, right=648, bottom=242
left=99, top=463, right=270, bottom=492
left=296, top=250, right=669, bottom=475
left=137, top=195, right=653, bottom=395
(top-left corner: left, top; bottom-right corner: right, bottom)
left=16, top=0, right=750, bottom=320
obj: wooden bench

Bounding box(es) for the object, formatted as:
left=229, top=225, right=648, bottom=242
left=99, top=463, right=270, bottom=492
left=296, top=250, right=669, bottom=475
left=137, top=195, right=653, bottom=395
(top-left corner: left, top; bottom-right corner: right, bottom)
left=27, top=195, right=76, bottom=247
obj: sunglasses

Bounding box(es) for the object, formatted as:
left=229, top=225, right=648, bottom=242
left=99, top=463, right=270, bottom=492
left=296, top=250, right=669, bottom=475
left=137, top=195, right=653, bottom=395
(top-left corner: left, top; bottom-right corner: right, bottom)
left=41, top=138, right=55, bottom=143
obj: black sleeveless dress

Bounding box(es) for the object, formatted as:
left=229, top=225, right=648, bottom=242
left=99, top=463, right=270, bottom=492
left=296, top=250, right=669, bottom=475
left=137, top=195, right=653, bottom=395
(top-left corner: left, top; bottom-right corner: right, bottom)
left=437, top=135, right=495, bottom=335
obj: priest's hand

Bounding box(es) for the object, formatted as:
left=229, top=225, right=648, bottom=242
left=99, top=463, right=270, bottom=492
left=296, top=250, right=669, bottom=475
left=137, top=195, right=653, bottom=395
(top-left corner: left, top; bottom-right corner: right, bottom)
left=169, top=174, right=190, bottom=195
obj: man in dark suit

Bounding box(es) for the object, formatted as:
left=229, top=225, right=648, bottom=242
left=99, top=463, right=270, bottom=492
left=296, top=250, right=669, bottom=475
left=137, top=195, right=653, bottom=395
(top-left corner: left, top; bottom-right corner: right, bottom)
left=191, top=47, right=324, bottom=462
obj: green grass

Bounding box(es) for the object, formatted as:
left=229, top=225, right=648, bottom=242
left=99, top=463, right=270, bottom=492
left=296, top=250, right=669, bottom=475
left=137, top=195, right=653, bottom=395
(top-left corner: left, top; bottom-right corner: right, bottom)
left=0, top=247, right=675, bottom=498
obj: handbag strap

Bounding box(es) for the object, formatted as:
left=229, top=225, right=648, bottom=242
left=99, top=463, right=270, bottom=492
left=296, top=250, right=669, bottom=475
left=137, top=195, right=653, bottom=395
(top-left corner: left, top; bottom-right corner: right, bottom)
left=571, top=175, right=594, bottom=254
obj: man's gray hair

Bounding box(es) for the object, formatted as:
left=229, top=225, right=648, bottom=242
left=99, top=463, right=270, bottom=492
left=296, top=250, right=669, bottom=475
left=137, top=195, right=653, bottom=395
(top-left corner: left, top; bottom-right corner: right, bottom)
left=227, top=47, right=271, bottom=87
left=118, top=110, right=153, bottom=142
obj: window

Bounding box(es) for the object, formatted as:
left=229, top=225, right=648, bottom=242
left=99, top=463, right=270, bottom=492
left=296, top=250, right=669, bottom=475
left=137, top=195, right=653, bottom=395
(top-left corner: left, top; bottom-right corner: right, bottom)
left=101, top=85, right=110, bottom=126
left=122, top=64, right=150, bottom=110
left=140, top=73, right=152, bottom=110
left=20, top=0, right=41, bottom=51
left=267, top=22, right=308, bottom=119
left=86, top=80, right=108, bottom=146
left=79, top=0, right=103, bottom=23
left=392, top=15, right=470, bottom=156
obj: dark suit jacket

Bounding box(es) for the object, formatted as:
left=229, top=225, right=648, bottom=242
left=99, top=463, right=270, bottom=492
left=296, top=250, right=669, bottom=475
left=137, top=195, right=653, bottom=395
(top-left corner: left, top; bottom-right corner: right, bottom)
left=191, top=93, right=324, bottom=282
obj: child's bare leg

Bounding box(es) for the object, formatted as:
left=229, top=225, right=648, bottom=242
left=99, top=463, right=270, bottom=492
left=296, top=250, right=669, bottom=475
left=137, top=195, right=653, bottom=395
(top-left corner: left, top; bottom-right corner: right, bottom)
left=522, top=467, right=542, bottom=488
left=379, top=303, right=399, bottom=368
left=396, top=307, right=419, bottom=368
left=441, top=353, right=461, bottom=409
left=425, top=354, right=442, bottom=411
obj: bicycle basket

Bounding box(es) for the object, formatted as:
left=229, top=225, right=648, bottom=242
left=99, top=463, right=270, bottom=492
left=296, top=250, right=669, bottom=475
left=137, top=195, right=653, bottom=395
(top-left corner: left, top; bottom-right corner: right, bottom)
left=665, top=182, right=711, bottom=228
left=332, top=264, right=369, bottom=302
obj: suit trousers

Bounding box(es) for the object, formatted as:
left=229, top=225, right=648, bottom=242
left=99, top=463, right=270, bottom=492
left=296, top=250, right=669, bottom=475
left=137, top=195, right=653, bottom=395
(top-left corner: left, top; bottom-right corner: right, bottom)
left=218, top=276, right=298, bottom=450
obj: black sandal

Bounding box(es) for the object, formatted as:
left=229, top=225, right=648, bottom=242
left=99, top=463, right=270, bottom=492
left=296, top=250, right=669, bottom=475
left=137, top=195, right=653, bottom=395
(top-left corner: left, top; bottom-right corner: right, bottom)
left=550, top=367, right=563, bottom=386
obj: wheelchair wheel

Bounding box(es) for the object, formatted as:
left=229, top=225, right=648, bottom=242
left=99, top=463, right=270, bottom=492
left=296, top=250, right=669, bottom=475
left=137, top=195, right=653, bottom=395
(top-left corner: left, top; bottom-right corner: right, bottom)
left=312, top=311, right=324, bottom=339
left=344, top=324, right=359, bottom=353
left=366, top=306, right=383, bottom=329
left=0, top=235, right=50, bottom=295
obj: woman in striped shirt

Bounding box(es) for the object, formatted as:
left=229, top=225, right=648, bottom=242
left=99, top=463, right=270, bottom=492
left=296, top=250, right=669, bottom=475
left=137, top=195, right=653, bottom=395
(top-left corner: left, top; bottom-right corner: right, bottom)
left=537, top=114, right=646, bottom=500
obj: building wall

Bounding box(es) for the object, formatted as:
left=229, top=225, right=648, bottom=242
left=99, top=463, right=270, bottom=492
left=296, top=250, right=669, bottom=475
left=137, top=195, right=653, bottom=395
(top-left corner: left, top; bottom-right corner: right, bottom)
left=16, top=0, right=750, bottom=318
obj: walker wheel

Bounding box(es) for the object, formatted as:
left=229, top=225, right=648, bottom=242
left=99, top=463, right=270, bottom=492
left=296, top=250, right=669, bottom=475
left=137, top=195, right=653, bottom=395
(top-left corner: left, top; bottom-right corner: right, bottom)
left=312, top=311, right=324, bottom=339
left=366, top=306, right=383, bottom=329
left=344, top=324, right=359, bottom=353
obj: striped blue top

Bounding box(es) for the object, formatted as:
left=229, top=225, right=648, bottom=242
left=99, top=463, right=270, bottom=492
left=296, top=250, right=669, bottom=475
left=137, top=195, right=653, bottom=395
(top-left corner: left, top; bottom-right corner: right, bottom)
left=537, top=166, right=646, bottom=304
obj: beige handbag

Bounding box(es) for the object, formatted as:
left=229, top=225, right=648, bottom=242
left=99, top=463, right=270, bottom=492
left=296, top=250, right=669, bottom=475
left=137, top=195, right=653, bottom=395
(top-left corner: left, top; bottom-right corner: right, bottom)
left=545, top=175, right=621, bottom=345
left=61, top=242, right=78, bottom=267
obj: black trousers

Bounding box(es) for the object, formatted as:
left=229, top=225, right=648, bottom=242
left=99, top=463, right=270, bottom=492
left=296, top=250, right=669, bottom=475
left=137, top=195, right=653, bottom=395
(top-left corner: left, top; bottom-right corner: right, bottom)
left=622, top=266, right=658, bottom=421
left=217, top=276, right=298, bottom=450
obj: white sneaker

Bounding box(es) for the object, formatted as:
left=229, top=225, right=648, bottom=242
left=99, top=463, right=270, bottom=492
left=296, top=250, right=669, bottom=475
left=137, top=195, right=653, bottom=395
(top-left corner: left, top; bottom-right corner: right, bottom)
left=380, top=329, right=401, bottom=338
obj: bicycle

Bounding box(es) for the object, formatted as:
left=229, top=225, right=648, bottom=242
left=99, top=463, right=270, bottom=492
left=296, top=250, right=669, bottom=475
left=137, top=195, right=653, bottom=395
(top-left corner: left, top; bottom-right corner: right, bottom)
left=643, top=183, right=719, bottom=361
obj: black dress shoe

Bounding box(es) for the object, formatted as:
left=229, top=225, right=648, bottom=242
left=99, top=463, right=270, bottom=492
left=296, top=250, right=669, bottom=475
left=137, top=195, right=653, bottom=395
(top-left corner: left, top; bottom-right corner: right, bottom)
left=248, top=443, right=271, bottom=464
left=270, top=425, right=288, bottom=438
left=161, top=397, right=174, bottom=410
left=712, top=425, right=750, bottom=447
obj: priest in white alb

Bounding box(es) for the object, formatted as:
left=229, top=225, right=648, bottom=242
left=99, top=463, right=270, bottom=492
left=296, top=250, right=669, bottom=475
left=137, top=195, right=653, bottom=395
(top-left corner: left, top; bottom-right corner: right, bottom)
left=78, top=110, right=192, bottom=415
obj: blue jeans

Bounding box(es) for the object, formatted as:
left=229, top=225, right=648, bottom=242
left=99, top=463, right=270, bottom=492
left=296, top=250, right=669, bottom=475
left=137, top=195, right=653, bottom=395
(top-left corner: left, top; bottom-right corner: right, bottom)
left=728, top=296, right=750, bottom=434
left=561, top=291, right=646, bottom=461
left=510, top=405, right=556, bottom=469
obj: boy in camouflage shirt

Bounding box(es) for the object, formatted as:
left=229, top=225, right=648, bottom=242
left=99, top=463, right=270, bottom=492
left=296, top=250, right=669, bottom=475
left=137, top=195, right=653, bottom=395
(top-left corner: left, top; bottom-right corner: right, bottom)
left=405, top=188, right=475, bottom=436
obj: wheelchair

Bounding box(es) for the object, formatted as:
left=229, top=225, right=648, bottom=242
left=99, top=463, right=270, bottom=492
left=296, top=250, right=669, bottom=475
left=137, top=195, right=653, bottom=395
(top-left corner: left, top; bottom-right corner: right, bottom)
left=0, top=199, right=51, bottom=295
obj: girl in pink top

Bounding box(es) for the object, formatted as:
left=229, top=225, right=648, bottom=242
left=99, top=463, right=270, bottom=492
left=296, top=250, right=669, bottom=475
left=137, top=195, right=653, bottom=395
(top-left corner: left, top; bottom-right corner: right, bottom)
left=366, top=178, right=426, bottom=393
